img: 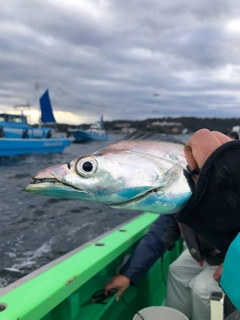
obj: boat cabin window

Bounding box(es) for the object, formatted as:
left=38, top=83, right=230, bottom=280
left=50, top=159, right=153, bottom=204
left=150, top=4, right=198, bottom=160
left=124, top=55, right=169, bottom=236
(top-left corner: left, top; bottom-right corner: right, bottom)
left=8, top=115, right=24, bottom=123
left=0, top=114, right=27, bottom=123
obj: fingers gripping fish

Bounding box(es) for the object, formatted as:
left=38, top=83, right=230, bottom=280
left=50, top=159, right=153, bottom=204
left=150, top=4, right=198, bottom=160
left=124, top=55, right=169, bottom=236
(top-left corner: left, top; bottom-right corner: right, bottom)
left=24, top=131, right=193, bottom=214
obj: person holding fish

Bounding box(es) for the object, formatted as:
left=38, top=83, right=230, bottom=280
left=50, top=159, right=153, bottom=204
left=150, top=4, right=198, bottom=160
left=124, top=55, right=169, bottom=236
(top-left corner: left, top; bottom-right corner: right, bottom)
left=25, top=128, right=240, bottom=313
left=105, top=129, right=240, bottom=319
left=177, top=128, right=240, bottom=315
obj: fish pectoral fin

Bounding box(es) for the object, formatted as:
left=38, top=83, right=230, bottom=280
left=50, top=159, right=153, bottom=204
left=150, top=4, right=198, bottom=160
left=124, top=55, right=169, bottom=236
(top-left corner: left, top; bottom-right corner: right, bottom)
left=165, top=161, right=186, bottom=181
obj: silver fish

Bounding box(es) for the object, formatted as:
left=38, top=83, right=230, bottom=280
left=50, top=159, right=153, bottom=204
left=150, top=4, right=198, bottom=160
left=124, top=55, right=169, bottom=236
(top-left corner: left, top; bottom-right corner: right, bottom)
left=24, top=131, right=193, bottom=214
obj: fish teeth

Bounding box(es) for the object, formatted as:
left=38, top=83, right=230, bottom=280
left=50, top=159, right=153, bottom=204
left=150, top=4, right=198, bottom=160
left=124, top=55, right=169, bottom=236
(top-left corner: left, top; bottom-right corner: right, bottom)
left=32, top=178, right=59, bottom=184
left=53, top=181, right=65, bottom=186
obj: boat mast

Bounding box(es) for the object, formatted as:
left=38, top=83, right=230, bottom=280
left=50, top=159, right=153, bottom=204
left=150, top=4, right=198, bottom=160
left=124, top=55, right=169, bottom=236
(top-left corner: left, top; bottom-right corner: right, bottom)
left=35, top=80, right=41, bottom=128
left=14, top=101, right=31, bottom=124
left=34, top=51, right=41, bottom=129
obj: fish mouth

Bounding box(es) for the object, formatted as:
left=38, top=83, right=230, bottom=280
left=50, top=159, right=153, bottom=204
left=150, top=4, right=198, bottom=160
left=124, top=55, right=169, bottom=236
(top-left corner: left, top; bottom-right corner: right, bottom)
left=24, top=177, right=80, bottom=191
left=24, top=177, right=97, bottom=202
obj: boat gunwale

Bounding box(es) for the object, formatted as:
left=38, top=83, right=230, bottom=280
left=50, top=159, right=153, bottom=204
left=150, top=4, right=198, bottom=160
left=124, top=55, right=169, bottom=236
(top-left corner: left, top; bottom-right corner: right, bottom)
left=0, top=212, right=148, bottom=296
left=0, top=212, right=160, bottom=320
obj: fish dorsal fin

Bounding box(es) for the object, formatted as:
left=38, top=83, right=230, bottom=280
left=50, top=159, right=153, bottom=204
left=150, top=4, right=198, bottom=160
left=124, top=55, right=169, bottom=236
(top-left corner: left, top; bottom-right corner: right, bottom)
left=120, top=130, right=185, bottom=145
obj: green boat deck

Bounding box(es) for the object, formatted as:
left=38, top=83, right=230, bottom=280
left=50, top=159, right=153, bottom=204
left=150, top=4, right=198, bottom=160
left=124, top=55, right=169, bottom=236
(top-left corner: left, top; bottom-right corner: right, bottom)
left=0, top=213, right=183, bottom=320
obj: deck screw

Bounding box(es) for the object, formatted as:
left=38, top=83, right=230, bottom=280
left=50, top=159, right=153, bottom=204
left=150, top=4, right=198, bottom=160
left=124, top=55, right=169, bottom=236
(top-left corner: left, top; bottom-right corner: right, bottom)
left=0, top=303, right=7, bottom=312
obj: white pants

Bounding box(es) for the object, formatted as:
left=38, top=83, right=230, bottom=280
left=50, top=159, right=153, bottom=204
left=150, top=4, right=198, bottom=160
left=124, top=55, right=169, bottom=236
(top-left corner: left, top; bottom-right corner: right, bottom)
left=166, top=249, right=222, bottom=320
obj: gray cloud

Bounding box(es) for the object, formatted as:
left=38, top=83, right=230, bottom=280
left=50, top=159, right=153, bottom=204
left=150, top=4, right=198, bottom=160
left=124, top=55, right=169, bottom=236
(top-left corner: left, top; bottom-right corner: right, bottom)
left=1, top=0, right=240, bottom=124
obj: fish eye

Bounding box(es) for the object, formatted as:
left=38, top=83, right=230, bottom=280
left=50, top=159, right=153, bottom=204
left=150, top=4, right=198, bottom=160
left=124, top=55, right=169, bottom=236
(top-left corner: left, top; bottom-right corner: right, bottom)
left=76, top=156, right=98, bottom=177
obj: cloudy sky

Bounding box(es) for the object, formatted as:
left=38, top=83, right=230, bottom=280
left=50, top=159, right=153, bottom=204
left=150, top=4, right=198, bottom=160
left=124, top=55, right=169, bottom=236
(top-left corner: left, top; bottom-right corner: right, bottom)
left=1, top=0, right=240, bottom=125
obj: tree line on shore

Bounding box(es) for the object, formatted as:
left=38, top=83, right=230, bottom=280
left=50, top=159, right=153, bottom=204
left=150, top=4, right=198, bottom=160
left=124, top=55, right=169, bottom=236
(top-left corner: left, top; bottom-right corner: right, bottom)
left=56, top=117, right=240, bottom=135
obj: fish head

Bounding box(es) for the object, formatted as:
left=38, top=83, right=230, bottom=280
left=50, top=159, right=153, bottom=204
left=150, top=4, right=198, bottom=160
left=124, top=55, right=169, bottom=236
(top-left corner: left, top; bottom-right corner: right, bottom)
left=24, top=149, right=168, bottom=204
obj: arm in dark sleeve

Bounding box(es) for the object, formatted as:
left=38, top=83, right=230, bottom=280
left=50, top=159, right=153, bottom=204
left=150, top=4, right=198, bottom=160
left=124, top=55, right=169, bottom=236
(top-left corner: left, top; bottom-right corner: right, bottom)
left=120, top=213, right=181, bottom=285
left=177, top=140, right=240, bottom=255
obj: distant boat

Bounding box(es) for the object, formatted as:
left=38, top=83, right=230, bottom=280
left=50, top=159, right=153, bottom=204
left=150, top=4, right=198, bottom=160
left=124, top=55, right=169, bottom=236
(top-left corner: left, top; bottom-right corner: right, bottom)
left=0, top=90, right=71, bottom=156
left=68, top=116, right=109, bottom=142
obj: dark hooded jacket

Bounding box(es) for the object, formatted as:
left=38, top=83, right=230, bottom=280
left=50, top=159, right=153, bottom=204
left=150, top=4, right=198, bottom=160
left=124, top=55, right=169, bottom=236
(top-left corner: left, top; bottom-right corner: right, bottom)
left=176, top=139, right=240, bottom=255
left=121, top=214, right=224, bottom=285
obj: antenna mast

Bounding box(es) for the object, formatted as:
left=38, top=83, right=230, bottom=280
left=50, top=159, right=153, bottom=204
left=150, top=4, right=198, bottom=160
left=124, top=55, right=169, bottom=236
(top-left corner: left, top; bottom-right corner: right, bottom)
left=15, top=102, right=31, bottom=124
left=34, top=51, right=41, bottom=128
left=35, top=79, right=41, bottom=128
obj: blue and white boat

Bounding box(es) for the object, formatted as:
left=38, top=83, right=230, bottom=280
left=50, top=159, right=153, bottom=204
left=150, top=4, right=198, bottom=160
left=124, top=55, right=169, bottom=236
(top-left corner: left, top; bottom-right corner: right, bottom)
left=0, top=90, right=71, bottom=156
left=68, top=116, right=109, bottom=142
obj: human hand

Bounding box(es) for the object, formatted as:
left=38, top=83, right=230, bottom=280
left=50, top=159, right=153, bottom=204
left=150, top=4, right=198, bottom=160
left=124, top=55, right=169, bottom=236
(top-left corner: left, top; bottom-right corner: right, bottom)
left=105, top=274, right=130, bottom=301
left=213, top=263, right=223, bottom=282
left=184, top=129, right=231, bottom=171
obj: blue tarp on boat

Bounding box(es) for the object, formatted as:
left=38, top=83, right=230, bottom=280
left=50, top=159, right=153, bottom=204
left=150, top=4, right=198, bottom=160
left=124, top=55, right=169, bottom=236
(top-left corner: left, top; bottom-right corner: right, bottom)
left=40, top=90, right=56, bottom=123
